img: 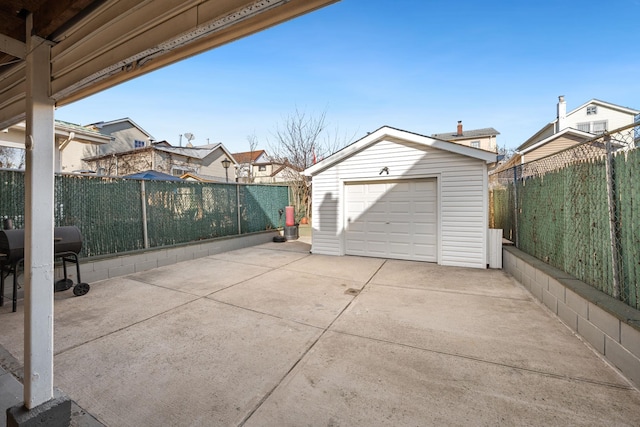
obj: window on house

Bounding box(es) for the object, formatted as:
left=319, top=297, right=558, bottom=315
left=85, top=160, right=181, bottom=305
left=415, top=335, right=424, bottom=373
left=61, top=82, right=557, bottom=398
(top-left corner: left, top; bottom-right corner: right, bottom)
left=470, top=141, right=480, bottom=148
left=258, top=165, right=267, bottom=171
left=172, top=168, right=191, bottom=177
left=577, top=122, right=591, bottom=132
left=134, top=139, right=145, bottom=148
left=586, top=105, right=598, bottom=115
left=592, top=121, right=607, bottom=134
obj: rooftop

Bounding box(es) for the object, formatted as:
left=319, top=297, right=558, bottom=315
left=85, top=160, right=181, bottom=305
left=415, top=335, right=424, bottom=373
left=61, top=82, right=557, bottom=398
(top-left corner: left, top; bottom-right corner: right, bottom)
left=432, top=127, right=501, bottom=141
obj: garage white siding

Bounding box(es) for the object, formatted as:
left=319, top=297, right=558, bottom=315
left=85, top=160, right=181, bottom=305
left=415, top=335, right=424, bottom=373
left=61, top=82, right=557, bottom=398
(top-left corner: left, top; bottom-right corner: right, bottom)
left=309, top=132, right=490, bottom=269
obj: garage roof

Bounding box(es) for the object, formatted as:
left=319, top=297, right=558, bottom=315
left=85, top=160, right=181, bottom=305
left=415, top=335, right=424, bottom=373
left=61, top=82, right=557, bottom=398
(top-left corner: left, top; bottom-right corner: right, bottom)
left=0, top=0, right=338, bottom=129
left=305, top=126, right=498, bottom=176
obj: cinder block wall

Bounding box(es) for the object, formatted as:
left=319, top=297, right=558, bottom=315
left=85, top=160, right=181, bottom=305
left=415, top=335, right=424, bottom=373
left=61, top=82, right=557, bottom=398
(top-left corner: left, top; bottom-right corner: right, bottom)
left=503, top=245, right=640, bottom=388
left=68, top=231, right=280, bottom=284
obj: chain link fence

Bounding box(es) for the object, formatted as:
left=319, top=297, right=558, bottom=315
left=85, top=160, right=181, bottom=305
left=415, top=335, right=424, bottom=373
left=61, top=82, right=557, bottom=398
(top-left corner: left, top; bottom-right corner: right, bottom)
left=0, top=172, right=289, bottom=258
left=490, top=122, right=640, bottom=309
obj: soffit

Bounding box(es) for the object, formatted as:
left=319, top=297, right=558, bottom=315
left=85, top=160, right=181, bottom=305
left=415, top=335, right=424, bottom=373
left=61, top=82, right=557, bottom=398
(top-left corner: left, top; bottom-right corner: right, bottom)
left=0, top=0, right=338, bottom=129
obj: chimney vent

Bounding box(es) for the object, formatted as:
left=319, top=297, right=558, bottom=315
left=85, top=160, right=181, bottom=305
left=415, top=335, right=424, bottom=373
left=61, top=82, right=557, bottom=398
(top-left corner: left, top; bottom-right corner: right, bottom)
left=557, top=96, right=567, bottom=132
left=457, top=121, right=463, bottom=136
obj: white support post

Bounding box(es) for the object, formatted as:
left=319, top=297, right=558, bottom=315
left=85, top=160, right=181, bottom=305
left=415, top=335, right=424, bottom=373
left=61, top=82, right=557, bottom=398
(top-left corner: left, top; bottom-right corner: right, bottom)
left=24, top=17, right=56, bottom=409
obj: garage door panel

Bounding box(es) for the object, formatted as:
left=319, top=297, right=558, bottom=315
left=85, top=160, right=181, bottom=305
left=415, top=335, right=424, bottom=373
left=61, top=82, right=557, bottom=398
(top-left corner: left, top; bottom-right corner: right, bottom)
left=366, top=242, right=387, bottom=255
left=390, top=224, right=410, bottom=234
left=390, top=201, right=410, bottom=213
left=347, top=222, right=365, bottom=232
left=413, top=236, right=436, bottom=246
left=389, top=245, right=410, bottom=257
left=347, top=200, right=366, bottom=211
left=413, top=222, right=436, bottom=233
left=346, top=240, right=365, bottom=253
left=367, top=203, right=388, bottom=214
left=414, top=200, right=436, bottom=211
left=345, top=179, right=437, bottom=262
left=412, top=215, right=436, bottom=225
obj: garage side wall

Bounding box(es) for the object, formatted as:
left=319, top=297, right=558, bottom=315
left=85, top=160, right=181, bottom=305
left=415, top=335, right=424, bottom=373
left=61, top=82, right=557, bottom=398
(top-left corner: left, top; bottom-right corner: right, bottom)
left=311, top=138, right=488, bottom=268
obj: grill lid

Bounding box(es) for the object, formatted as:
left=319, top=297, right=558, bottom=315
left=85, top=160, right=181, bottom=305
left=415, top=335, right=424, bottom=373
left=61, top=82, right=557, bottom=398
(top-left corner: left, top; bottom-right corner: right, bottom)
left=0, top=226, right=83, bottom=262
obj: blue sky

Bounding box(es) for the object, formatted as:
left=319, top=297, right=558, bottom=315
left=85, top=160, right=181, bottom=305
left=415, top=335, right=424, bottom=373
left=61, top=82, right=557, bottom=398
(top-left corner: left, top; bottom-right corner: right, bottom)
left=55, top=0, right=640, bottom=153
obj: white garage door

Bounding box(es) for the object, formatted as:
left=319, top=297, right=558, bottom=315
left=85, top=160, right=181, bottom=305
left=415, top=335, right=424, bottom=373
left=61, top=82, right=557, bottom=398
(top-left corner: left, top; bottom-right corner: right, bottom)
left=345, top=179, right=437, bottom=261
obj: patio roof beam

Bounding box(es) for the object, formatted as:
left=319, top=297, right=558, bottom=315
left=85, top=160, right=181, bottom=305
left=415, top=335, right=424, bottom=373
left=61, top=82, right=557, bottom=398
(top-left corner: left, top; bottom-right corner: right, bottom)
left=0, top=34, right=26, bottom=59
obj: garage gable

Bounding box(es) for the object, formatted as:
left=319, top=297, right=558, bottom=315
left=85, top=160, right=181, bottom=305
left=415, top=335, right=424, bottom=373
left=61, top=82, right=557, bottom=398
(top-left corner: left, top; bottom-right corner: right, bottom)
left=307, top=127, right=491, bottom=269
left=305, top=126, right=496, bottom=177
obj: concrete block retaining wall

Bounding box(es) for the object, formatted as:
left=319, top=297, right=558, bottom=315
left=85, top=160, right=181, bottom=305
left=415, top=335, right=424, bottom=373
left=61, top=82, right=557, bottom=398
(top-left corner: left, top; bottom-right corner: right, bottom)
left=503, top=245, right=640, bottom=388
left=68, top=231, right=279, bottom=284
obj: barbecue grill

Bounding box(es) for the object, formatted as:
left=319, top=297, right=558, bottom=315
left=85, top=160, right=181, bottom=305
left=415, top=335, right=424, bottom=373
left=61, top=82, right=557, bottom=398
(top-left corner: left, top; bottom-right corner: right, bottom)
left=0, top=226, right=90, bottom=312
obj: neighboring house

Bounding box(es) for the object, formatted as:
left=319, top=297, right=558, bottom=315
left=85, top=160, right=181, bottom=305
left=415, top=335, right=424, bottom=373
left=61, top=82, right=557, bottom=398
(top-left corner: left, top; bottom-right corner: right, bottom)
left=0, top=120, right=111, bottom=172
left=304, top=126, right=496, bottom=269
left=84, top=142, right=236, bottom=180
left=432, top=121, right=500, bottom=152
left=232, top=150, right=269, bottom=183
left=87, top=118, right=156, bottom=156
left=515, top=96, right=640, bottom=164
left=232, top=149, right=301, bottom=183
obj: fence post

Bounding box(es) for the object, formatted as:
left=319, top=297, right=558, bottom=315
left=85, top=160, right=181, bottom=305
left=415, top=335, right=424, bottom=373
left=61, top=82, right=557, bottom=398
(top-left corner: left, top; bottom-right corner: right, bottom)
left=604, top=135, right=621, bottom=299
left=140, top=181, right=149, bottom=249
left=236, top=184, right=242, bottom=235
left=513, top=166, right=519, bottom=248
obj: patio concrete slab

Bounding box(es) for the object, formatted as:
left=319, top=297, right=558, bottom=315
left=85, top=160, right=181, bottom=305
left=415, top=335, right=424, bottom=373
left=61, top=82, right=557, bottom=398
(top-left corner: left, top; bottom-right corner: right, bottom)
left=283, top=254, right=385, bottom=283
left=245, top=331, right=638, bottom=427
left=332, top=283, right=627, bottom=385
left=1, top=245, right=639, bottom=426
left=129, top=257, right=271, bottom=296
left=211, top=268, right=362, bottom=328
left=54, top=298, right=322, bottom=427
left=0, top=277, right=198, bottom=363
left=209, top=246, right=310, bottom=268
left=371, top=259, right=528, bottom=299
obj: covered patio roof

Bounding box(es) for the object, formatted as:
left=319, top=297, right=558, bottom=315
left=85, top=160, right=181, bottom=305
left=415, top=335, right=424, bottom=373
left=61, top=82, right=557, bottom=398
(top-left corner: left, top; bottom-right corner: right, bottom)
left=0, top=0, right=337, bottom=129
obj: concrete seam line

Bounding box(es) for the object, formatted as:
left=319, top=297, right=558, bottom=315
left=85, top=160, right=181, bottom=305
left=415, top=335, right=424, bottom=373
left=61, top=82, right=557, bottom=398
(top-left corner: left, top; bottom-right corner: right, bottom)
left=329, top=329, right=634, bottom=391
left=204, top=298, right=325, bottom=331
left=369, top=282, right=532, bottom=302
left=238, top=260, right=388, bottom=426
left=53, top=297, right=200, bottom=357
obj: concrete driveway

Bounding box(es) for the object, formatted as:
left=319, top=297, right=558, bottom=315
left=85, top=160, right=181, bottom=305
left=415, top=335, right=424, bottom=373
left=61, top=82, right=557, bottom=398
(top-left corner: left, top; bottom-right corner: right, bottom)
left=0, top=238, right=639, bottom=426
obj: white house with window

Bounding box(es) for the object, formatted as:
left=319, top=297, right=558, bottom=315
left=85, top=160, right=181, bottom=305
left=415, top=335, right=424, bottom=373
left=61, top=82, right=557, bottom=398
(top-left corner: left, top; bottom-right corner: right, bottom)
left=87, top=117, right=156, bottom=156
left=231, top=149, right=300, bottom=183
left=515, top=96, right=639, bottom=164
left=0, top=119, right=111, bottom=172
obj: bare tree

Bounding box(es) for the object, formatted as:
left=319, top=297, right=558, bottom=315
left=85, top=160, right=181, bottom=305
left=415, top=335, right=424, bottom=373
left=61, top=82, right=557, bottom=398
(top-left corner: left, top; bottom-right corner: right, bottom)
left=246, top=133, right=259, bottom=183
left=0, top=147, right=24, bottom=169
left=498, top=145, right=516, bottom=161
left=269, top=108, right=353, bottom=223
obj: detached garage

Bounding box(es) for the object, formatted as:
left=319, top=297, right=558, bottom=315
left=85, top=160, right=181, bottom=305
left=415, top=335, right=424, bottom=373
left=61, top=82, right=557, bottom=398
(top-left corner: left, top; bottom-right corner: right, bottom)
left=304, top=126, right=497, bottom=269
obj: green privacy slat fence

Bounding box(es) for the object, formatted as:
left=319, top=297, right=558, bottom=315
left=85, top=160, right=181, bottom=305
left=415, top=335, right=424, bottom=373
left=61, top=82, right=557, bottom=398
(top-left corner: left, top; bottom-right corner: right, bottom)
left=55, top=174, right=145, bottom=257
left=240, top=185, right=289, bottom=233
left=490, top=123, right=640, bottom=309
left=616, top=149, right=640, bottom=308
left=0, top=171, right=289, bottom=258
left=144, top=181, right=240, bottom=247
left=0, top=170, right=25, bottom=229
